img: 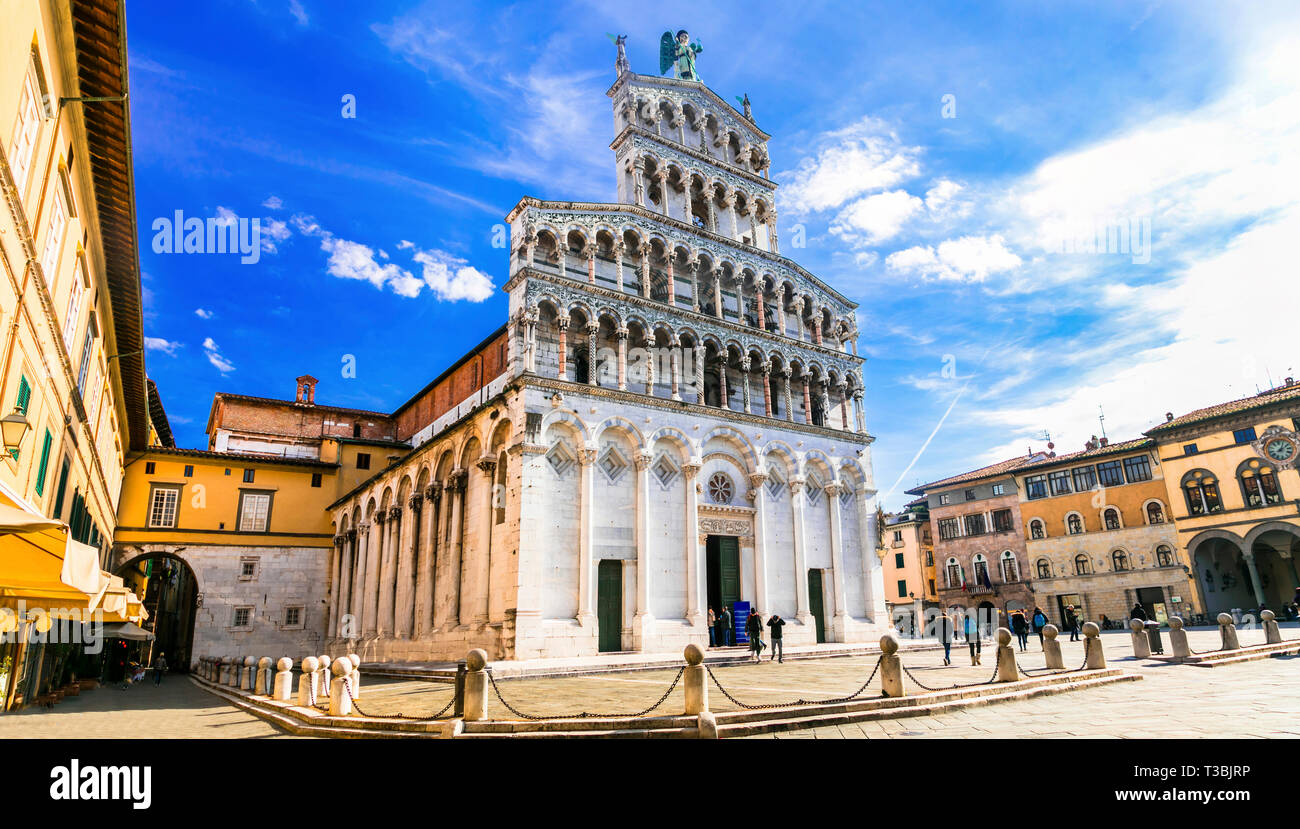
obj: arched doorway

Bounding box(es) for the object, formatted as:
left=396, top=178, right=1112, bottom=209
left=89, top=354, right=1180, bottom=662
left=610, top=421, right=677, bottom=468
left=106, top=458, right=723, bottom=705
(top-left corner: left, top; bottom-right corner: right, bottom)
left=977, top=600, right=997, bottom=637
left=113, top=553, right=199, bottom=674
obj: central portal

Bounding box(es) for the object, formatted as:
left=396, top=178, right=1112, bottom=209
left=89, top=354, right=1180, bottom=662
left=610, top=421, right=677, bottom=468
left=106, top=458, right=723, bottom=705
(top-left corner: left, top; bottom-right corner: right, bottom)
left=705, top=535, right=740, bottom=623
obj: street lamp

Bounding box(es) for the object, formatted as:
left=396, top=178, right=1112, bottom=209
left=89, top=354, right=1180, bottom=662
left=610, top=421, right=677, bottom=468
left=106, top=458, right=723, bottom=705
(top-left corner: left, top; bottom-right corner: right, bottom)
left=1, top=408, right=30, bottom=456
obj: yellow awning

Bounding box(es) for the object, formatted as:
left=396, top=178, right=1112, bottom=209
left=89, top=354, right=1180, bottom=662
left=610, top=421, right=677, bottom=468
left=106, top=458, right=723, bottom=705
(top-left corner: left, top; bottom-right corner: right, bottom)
left=0, top=489, right=106, bottom=620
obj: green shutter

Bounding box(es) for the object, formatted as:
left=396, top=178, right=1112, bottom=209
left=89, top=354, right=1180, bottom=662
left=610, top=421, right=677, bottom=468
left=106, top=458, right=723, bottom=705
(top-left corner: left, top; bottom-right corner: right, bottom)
left=34, top=429, right=52, bottom=495
left=15, top=375, right=31, bottom=413
left=52, top=457, right=70, bottom=517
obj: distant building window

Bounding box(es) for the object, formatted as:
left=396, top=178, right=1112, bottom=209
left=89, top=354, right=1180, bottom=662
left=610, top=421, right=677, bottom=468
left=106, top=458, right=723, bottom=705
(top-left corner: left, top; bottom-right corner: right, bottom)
left=357, top=453, right=371, bottom=470
left=999, top=551, right=1019, bottom=583
left=1156, top=545, right=1173, bottom=567
left=353, top=423, right=361, bottom=438
left=1182, top=470, right=1223, bottom=515
left=1049, top=470, right=1072, bottom=496
left=147, top=486, right=180, bottom=528
left=928, top=578, right=936, bottom=595
left=1103, top=508, right=1121, bottom=530
left=964, top=489, right=976, bottom=501
left=925, top=550, right=933, bottom=566
left=963, top=513, right=986, bottom=536
left=224, top=468, right=231, bottom=476
left=145, top=461, right=155, bottom=474
left=183, top=465, right=194, bottom=477
left=1233, top=427, right=1257, bottom=445
left=1029, top=519, right=1045, bottom=539
left=239, top=492, right=272, bottom=532
left=1112, top=550, right=1129, bottom=571
left=1123, top=455, right=1152, bottom=483
left=1183, top=443, right=1198, bottom=455
left=1036, top=558, right=1052, bottom=579
left=992, top=509, right=1014, bottom=533
left=311, top=473, right=322, bottom=487
left=938, top=493, right=951, bottom=505
left=232, top=607, right=252, bottom=628
left=1072, top=466, right=1096, bottom=492
left=239, top=558, right=259, bottom=581
left=284, top=606, right=303, bottom=627
left=991, top=483, right=1006, bottom=496
left=1238, top=459, right=1282, bottom=508
left=1074, top=555, right=1091, bottom=575
left=242, top=469, right=255, bottom=483
left=1096, top=460, right=1124, bottom=487
left=937, top=517, right=960, bottom=540
left=892, top=530, right=903, bottom=543
left=1146, top=502, right=1165, bottom=524
left=1067, top=514, right=1084, bottom=535
left=1025, top=475, right=1047, bottom=500
left=897, top=579, right=908, bottom=598
left=894, top=552, right=905, bottom=569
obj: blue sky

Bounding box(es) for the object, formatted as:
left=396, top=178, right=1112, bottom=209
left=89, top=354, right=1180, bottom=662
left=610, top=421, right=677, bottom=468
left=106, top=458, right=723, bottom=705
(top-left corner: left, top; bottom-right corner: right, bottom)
left=130, top=0, right=1300, bottom=510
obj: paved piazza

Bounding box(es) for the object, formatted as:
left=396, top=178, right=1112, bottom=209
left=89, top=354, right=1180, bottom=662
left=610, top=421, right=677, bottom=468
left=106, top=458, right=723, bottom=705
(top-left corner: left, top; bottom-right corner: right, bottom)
left=2, top=625, right=1297, bottom=738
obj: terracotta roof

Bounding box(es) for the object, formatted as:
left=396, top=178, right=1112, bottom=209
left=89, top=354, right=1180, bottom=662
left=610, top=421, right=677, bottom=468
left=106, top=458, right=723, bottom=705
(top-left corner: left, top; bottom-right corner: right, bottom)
left=905, top=454, right=1046, bottom=495
left=146, top=379, right=174, bottom=448
left=1017, top=437, right=1154, bottom=471
left=138, top=446, right=338, bottom=470
left=1146, top=381, right=1300, bottom=435
left=211, top=393, right=393, bottom=419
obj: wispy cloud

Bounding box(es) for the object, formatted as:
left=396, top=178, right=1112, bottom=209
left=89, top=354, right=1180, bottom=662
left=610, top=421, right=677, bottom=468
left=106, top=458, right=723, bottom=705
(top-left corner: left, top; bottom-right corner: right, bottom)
left=145, top=336, right=182, bottom=356
left=203, top=337, right=236, bottom=374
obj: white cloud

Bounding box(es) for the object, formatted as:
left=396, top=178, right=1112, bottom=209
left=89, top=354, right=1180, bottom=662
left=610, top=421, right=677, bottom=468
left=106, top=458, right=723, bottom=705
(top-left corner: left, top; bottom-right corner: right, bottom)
left=260, top=217, right=291, bottom=253
left=411, top=248, right=495, bottom=302
left=203, top=338, right=235, bottom=374
left=886, top=235, right=1022, bottom=282
left=777, top=117, right=921, bottom=213
left=288, top=0, right=308, bottom=26
left=262, top=195, right=283, bottom=210
left=831, top=189, right=924, bottom=245
left=144, top=336, right=181, bottom=356
left=194, top=308, right=213, bottom=319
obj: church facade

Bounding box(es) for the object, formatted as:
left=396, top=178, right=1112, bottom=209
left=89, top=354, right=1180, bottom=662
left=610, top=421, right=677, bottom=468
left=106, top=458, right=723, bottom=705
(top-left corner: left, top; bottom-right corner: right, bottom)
left=324, top=43, right=885, bottom=662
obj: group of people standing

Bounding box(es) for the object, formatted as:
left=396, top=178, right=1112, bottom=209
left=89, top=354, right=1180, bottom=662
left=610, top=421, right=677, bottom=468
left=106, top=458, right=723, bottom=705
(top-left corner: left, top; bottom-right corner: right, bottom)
left=708, top=606, right=788, bottom=663
left=933, top=604, right=1086, bottom=666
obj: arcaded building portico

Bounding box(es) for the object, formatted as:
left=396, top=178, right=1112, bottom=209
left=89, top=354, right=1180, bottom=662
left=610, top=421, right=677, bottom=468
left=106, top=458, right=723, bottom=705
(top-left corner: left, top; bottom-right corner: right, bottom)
left=322, top=35, right=885, bottom=663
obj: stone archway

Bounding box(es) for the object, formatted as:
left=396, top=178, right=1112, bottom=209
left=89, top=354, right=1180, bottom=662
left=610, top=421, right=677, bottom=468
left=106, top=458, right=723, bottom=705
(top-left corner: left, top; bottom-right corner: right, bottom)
left=111, top=551, right=200, bottom=675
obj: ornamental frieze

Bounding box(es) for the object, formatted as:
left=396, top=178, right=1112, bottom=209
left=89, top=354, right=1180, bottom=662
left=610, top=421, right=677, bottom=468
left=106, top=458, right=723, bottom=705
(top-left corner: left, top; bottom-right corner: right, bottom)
left=698, top=516, right=753, bottom=537
left=614, top=84, right=766, bottom=150
left=619, top=133, right=773, bottom=195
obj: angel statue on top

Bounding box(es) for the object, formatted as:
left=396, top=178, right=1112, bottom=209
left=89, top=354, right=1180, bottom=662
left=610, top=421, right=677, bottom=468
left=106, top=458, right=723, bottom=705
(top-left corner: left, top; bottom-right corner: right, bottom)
left=660, top=29, right=702, bottom=81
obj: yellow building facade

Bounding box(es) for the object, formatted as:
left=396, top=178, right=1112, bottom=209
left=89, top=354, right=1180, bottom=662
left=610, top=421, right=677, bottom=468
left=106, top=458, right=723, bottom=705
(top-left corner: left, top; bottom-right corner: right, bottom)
left=1147, top=382, right=1300, bottom=617
left=882, top=503, right=936, bottom=633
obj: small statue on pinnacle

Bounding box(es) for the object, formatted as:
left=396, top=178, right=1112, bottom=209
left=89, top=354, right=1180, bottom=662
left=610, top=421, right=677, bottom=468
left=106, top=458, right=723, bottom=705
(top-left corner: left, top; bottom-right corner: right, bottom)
left=660, top=29, right=702, bottom=81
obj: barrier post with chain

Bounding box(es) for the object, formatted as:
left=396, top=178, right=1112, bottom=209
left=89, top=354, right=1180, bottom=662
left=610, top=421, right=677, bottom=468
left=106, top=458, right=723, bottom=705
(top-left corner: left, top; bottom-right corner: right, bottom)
left=683, top=644, right=708, bottom=714
left=1168, top=616, right=1191, bottom=658
left=1083, top=622, right=1106, bottom=669
left=1218, top=613, right=1241, bottom=650
left=347, top=654, right=362, bottom=698
left=1129, top=618, right=1152, bottom=658
left=328, top=658, right=352, bottom=716
left=1262, top=609, right=1282, bottom=645
left=1042, top=624, right=1064, bottom=669
left=994, top=628, right=1018, bottom=682
left=273, top=657, right=294, bottom=701
left=297, top=656, right=319, bottom=707
left=880, top=633, right=905, bottom=697
left=463, top=648, right=490, bottom=722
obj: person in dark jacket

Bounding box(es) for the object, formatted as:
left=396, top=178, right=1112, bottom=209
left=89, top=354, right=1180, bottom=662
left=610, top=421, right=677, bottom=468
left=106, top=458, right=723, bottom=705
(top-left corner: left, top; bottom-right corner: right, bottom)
left=767, top=614, right=786, bottom=662
left=1031, top=606, right=1049, bottom=646
left=935, top=612, right=954, bottom=666
left=1131, top=603, right=1148, bottom=622
left=746, top=610, right=764, bottom=661
left=720, top=606, right=733, bottom=646
left=1065, top=605, right=1080, bottom=641
left=1010, top=610, right=1029, bottom=651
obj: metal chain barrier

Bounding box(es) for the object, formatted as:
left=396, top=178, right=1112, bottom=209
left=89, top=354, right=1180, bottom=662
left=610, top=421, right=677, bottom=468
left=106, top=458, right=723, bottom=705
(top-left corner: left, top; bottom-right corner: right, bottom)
left=338, top=675, right=456, bottom=721
left=900, top=659, right=999, bottom=692
left=1015, top=649, right=1091, bottom=677
left=486, top=666, right=685, bottom=721
left=704, top=656, right=882, bottom=710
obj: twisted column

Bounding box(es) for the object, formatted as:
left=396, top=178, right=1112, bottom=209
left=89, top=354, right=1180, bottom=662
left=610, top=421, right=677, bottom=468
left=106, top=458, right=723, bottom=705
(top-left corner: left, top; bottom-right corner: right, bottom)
left=586, top=322, right=599, bottom=386
left=740, top=357, right=752, bottom=414
left=616, top=327, right=628, bottom=391
left=556, top=316, right=569, bottom=380
left=762, top=362, right=773, bottom=418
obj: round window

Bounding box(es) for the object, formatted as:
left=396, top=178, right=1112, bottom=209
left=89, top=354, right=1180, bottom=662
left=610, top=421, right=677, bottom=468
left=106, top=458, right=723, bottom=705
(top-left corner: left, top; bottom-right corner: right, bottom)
left=708, top=472, right=734, bottom=504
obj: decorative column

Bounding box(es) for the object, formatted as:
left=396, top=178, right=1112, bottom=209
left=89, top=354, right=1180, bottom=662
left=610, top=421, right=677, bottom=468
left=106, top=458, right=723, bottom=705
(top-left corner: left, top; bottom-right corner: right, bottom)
left=1242, top=551, right=1268, bottom=608
left=613, top=242, right=626, bottom=292
left=790, top=477, right=811, bottom=624
left=826, top=482, right=849, bottom=641
left=556, top=316, right=569, bottom=380
left=812, top=315, right=823, bottom=346
left=633, top=450, right=655, bottom=649
left=656, top=169, right=670, bottom=218
left=523, top=306, right=539, bottom=374
left=819, top=385, right=831, bottom=429
left=717, top=358, right=729, bottom=410
left=329, top=535, right=344, bottom=638
left=684, top=460, right=704, bottom=629
left=395, top=494, right=421, bottom=638
left=584, top=243, right=597, bottom=284
left=762, top=361, right=773, bottom=418
left=749, top=473, right=770, bottom=615
left=670, top=344, right=681, bottom=401
left=555, top=244, right=567, bottom=280
left=740, top=357, right=752, bottom=414
left=756, top=285, right=766, bottom=331
left=578, top=447, right=598, bottom=628
left=379, top=505, right=402, bottom=636
left=632, top=159, right=647, bottom=207
left=793, top=297, right=805, bottom=341
left=858, top=489, right=885, bottom=624
left=782, top=369, right=794, bottom=422
left=441, top=471, right=465, bottom=630
left=644, top=337, right=656, bottom=396
left=706, top=194, right=717, bottom=233
left=712, top=273, right=723, bottom=319
left=665, top=256, right=675, bottom=305
left=746, top=204, right=759, bottom=244
left=639, top=250, right=651, bottom=298
left=800, top=373, right=813, bottom=425
left=724, top=193, right=738, bottom=238
left=339, top=530, right=355, bottom=638
left=353, top=522, right=370, bottom=635
left=417, top=484, right=441, bottom=636
left=687, top=258, right=700, bottom=314
left=682, top=184, right=693, bottom=228
left=474, top=456, right=497, bottom=625
left=363, top=515, right=382, bottom=636
left=616, top=327, right=628, bottom=391
left=768, top=212, right=779, bottom=253
left=853, top=389, right=867, bottom=434
left=586, top=322, right=599, bottom=386
left=694, top=344, right=705, bottom=404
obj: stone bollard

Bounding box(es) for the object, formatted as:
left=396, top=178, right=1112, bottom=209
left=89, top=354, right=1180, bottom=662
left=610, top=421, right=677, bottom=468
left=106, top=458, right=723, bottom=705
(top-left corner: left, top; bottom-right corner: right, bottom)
left=463, top=649, right=489, bottom=722
left=273, top=658, right=294, bottom=701
left=348, top=654, right=361, bottom=699
left=683, top=644, right=709, bottom=714
left=1262, top=609, right=1281, bottom=644
left=1042, top=624, right=1064, bottom=669
left=1218, top=612, right=1240, bottom=650
left=328, top=659, right=352, bottom=716
left=297, top=656, right=320, bottom=706
left=1129, top=618, right=1152, bottom=658
left=256, top=657, right=272, bottom=695
left=995, top=628, right=1017, bottom=682
left=231, top=656, right=244, bottom=688
left=1083, top=622, right=1106, bottom=669
left=317, top=655, right=332, bottom=698
left=878, top=632, right=905, bottom=697
left=1168, top=616, right=1190, bottom=658
left=242, top=656, right=257, bottom=691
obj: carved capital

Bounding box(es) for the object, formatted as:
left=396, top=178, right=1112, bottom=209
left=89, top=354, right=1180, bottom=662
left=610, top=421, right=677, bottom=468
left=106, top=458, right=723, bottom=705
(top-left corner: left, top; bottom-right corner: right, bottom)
left=616, top=326, right=628, bottom=340
left=634, top=450, right=653, bottom=471
left=476, top=455, right=498, bottom=475
left=425, top=483, right=442, bottom=502
left=748, top=472, right=769, bottom=488
left=407, top=495, right=422, bottom=513
left=578, top=448, right=599, bottom=466
left=387, top=506, right=402, bottom=521
left=557, top=316, right=570, bottom=331
left=683, top=460, right=703, bottom=480
left=789, top=477, right=806, bottom=494
left=356, top=522, right=370, bottom=533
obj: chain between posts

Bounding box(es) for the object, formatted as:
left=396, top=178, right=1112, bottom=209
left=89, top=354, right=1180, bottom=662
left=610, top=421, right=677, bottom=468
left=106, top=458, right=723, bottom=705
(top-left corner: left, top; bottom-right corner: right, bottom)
left=899, top=660, right=999, bottom=691
left=486, top=666, right=685, bottom=721
left=703, top=656, right=882, bottom=710
left=340, top=675, right=455, bottom=721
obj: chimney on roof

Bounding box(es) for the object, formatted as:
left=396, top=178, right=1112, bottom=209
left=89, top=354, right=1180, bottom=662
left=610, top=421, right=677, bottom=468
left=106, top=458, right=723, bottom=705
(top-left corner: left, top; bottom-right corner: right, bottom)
left=295, top=375, right=318, bottom=405
left=1165, top=412, right=1173, bottom=422
left=1100, top=436, right=1108, bottom=447
left=1287, top=377, right=1295, bottom=387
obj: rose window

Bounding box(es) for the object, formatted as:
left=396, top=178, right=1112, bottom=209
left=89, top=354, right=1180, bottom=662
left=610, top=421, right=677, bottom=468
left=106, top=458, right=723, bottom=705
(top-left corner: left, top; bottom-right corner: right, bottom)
left=708, top=472, right=734, bottom=504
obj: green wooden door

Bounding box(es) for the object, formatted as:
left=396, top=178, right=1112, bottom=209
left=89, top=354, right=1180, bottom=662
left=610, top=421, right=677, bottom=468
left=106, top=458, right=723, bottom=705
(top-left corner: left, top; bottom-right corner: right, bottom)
left=598, top=560, right=622, bottom=652
left=718, top=537, right=740, bottom=608
left=808, top=569, right=826, bottom=643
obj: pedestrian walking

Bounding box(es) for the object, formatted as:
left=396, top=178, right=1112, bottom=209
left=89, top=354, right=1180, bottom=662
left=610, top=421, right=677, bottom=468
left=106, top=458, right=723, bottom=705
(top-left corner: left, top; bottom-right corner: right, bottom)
left=1010, top=609, right=1029, bottom=652
left=766, top=613, right=786, bottom=662
left=746, top=609, right=764, bottom=662
left=936, top=611, right=954, bottom=666
left=720, top=606, right=733, bottom=646
left=707, top=607, right=717, bottom=646
left=1032, top=606, right=1048, bottom=647
left=1131, top=602, right=1148, bottom=622
left=1065, top=605, right=1080, bottom=642
left=152, top=653, right=168, bottom=686
left=964, top=614, right=981, bottom=665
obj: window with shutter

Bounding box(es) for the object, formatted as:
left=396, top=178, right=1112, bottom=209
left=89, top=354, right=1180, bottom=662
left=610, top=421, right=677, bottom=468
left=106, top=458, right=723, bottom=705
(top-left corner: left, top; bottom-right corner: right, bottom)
left=34, top=429, right=53, bottom=495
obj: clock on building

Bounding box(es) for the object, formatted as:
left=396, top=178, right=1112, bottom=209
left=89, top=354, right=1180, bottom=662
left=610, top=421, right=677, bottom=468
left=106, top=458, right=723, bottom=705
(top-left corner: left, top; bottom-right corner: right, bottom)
left=1253, top=426, right=1300, bottom=471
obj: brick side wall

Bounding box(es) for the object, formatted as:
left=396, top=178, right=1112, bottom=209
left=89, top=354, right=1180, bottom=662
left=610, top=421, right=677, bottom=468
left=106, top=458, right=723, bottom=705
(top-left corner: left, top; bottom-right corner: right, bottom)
left=393, top=331, right=509, bottom=442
